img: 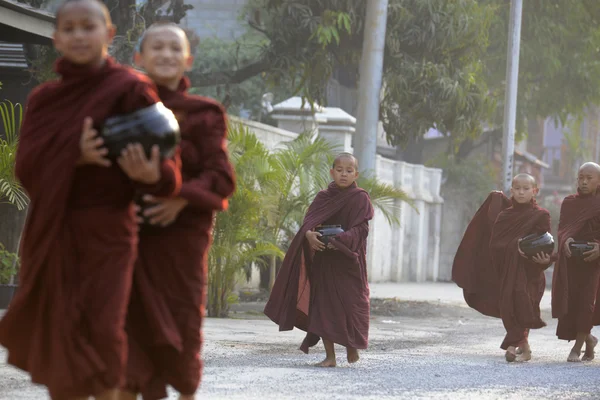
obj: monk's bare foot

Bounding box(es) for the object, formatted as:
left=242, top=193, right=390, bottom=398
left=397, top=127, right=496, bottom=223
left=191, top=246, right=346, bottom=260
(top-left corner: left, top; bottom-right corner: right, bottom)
left=582, top=335, right=598, bottom=362
left=315, top=357, right=336, bottom=367
left=347, top=348, right=360, bottom=364
left=505, top=346, right=517, bottom=362
left=567, top=349, right=582, bottom=362
left=517, top=339, right=530, bottom=355
left=516, top=349, right=532, bottom=362
left=516, top=347, right=523, bottom=355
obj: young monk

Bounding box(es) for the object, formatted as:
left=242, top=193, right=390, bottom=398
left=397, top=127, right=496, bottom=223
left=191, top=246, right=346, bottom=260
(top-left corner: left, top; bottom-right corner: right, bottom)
left=264, top=153, right=374, bottom=367
left=453, top=174, right=553, bottom=362
left=0, top=1, right=181, bottom=399
left=119, top=23, right=235, bottom=400
left=552, top=162, right=600, bottom=362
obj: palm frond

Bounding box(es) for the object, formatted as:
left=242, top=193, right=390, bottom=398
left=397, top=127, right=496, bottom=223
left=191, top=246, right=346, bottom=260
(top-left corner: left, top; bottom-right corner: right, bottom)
left=0, top=101, right=27, bottom=210
left=358, top=176, right=418, bottom=226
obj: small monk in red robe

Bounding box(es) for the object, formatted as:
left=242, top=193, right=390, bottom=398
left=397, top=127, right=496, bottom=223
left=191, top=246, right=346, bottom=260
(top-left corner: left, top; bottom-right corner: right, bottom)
left=453, top=174, right=553, bottom=362
left=552, top=162, right=600, bottom=362
left=264, top=153, right=374, bottom=367
left=119, top=23, right=235, bottom=400
left=0, top=1, right=181, bottom=399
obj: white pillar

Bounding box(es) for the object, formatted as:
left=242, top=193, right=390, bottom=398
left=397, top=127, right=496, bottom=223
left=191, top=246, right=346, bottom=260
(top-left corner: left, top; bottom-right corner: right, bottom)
left=501, top=0, right=523, bottom=193
left=354, top=0, right=389, bottom=177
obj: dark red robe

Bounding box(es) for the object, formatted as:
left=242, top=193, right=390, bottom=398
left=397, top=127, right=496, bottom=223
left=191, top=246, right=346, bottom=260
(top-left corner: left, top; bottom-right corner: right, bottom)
left=489, top=200, right=552, bottom=349
left=452, top=191, right=512, bottom=317
left=0, top=57, right=180, bottom=399
left=264, top=182, right=374, bottom=353
left=453, top=192, right=552, bottom=349
left=552, top=192, right=600, bottom=340
left=124, top=77, right=235, bottom=399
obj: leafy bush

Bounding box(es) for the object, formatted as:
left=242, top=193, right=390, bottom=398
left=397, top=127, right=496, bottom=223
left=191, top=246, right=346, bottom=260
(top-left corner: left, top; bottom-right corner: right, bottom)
left=0, top=243, right=18, bottom=285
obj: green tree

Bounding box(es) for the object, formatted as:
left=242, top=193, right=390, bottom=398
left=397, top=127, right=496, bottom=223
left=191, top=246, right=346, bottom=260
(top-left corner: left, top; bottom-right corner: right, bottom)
left=190, top=32, right=298, bottom=120
left=484, top=0, right=600, bottom=135
left=189, top=0, right=495, bottom=147
left=453, top=1, right=600, bottom=161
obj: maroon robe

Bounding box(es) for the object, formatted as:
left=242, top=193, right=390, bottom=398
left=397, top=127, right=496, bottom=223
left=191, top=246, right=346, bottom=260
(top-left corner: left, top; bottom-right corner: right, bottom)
left=552, top=192, right=600, bottom=340
left=452, top=191, right=512, bottom=317
left=124, top=77, right=235, bottom=399
left=0, top=57, right=180, bottom=399
left=453, top=192, right=552, bottom=349
left=489, top=200, right=552, bottom=349
left=264, top=182, right=374, bottom=353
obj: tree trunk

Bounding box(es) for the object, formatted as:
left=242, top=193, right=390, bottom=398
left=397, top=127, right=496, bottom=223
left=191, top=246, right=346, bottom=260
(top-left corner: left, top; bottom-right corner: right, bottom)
left=269, top=255, right=276, bottom=290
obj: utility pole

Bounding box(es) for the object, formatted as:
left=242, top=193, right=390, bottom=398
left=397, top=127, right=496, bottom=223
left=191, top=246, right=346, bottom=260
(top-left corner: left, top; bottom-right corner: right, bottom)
left=501, top=0, right=523, bottom=194
left=354, top=0, right=389, bottom=177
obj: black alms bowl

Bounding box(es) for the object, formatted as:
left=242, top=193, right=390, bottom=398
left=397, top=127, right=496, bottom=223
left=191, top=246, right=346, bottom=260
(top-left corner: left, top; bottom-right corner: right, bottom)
left=519, top=232, right=555, bottom=258
left=316, top=225, right=345, bottom=245
left=102, top=102, right=181, bottom=161
left=569, top=241, right=595, bottom=258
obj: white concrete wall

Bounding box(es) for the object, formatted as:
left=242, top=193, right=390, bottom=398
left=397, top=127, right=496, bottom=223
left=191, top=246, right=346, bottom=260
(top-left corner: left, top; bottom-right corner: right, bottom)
left=368, top=157, right=443, bottom=283
left=231, top=117, right=444, bottom=286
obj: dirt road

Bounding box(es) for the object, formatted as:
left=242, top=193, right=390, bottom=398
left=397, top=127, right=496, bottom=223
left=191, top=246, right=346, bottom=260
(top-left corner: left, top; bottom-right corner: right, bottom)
left=2, top=300, right=600, bottom=399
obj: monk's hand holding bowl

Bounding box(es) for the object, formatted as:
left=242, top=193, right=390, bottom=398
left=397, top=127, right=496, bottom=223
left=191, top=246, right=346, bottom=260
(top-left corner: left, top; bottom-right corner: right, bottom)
left=583, top=242, right=600, bottom=262
left=327, top=242, right=338, bottom=251
left=118, top=144, right=161, bottom=184
left=142, top=194, right=188, bottom=227
left=564, top=238, right=575, bottom=258
left=306, top=231, right=326, bottom=251
left=532, top=252, right=551, bottom=265
left=77, top=117, right=111, bottom=167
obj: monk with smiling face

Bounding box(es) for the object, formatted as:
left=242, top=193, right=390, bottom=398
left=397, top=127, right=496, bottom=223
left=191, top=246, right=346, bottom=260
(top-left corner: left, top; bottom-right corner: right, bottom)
left=553, top=162, right=600, bottom=362
left=120, top=22, right=235, bottom=400
left=0, top=1, right=181, bottom=399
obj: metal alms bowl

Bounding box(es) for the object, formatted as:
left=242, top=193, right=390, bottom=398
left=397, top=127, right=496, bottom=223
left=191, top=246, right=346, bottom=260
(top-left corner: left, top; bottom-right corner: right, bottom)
left=316, top=225, right=345, bottom=245
left=569, top=241, right=595, bottom=258
left=519, top=232, right=555, bottom=258
left=101, top=102, right=181, bottom=161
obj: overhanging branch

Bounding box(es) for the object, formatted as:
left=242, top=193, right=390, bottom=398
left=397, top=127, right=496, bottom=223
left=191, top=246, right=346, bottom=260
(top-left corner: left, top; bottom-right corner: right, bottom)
left=188, top=58, right=273, bottom=87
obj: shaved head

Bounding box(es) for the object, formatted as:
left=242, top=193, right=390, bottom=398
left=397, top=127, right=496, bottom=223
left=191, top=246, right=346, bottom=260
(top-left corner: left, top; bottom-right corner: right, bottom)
left=332, top=152, right=358, bottom=170
left=512, top=173, right=537, bottom=188
left=55, top=0, right=112, bottom=26
left=577, top=162, right=600, bottom=194
left=579, top=162, right=600, bottom=176
left=137, top=21, right=190, bottom=54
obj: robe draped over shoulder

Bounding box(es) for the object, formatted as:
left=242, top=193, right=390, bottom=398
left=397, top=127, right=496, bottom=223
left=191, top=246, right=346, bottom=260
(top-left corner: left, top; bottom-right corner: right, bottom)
left=452, top=191, right=512, bottom=317
left=0, top=57, right=180, bottom=399
left=125, top=77, right=235, bottom=399
left=264, top=182, right=374, bottom=353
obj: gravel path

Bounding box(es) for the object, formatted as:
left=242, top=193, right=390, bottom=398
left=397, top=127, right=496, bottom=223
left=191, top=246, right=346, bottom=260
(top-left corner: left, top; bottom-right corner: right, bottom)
left=2, top=304, right=600, bottom=399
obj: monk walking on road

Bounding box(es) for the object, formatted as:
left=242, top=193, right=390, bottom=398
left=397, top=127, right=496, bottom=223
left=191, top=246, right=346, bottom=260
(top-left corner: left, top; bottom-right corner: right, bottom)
left=265, top=153, right=374, bottom=367
left=453, top=174, right=553, bottom=362
left=552, top=162, right=600, bottom=362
